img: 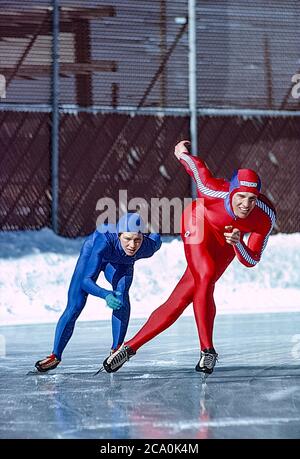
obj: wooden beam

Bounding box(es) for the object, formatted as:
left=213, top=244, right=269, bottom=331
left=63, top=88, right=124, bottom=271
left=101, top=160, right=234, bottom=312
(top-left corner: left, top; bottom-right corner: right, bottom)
left=2, top=61, right=117, bottom=78
left=0, top=6, right=115, bottom=25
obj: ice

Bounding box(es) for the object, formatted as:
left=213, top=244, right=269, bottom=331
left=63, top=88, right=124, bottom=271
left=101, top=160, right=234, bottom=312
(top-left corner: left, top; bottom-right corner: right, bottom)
left=1, top=313, right=300, bottom=439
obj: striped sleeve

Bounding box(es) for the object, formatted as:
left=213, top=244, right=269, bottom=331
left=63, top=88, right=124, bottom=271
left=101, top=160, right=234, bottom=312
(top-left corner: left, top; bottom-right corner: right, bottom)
left=234, top=199, right=276, bottom=267
left=179, top=153, right=228, bottom=199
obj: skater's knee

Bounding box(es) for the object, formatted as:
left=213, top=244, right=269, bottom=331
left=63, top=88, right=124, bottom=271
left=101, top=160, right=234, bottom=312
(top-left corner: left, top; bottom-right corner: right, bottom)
left=113, top=303, right=130, bottom=320
left=201, top=269, right=215, bottom=285
left=192, top=264, right=215, bottom=287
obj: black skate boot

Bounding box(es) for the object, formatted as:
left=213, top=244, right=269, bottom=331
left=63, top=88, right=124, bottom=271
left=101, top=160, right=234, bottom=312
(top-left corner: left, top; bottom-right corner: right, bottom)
left=103, top=344, right=136, bottom=373
left=35, top=353, right=60, bottom=373
left=195, top=348, right=218, bottom=375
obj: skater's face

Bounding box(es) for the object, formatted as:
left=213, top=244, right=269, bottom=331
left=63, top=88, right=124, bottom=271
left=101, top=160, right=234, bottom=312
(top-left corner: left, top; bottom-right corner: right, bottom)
left=232, top=192, right=257, bottom=219
left=119, top=232, right=143, bottom=256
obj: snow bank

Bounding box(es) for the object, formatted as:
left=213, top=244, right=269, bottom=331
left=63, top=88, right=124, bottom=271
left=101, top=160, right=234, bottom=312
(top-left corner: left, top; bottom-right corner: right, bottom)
left=0, top=229, right=299, bottom=325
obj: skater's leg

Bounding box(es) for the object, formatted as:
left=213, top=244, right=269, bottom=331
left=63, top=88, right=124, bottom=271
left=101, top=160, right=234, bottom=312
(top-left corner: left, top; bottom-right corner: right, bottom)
left=52, top=237, right=95, bottom=360
left=52, top=291, right=87, bottom=360
left=126, top=267, right=195, bottom=352
left=111, top=292, right=130, bottom=349
left=184, top=230, right=233, bottom=351
left=184, top=241, right=217, bottom=350
left=104, top=263, right=133, bottom=350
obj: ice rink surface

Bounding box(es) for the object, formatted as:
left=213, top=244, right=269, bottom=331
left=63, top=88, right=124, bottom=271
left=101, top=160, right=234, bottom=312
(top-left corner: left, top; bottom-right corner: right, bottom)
left=1, top=312, right=300, bottom=439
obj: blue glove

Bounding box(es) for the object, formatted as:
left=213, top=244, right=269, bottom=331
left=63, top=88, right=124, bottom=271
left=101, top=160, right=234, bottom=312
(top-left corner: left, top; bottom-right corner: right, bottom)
left=105, top=292, right=122, bottom=310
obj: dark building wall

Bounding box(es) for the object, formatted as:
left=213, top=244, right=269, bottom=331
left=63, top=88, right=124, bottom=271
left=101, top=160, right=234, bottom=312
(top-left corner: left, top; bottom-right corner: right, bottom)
left=0, top=1, right=299, bottom=235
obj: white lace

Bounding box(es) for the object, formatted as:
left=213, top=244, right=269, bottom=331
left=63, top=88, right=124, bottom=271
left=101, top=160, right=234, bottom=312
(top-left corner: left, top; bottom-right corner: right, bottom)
left=107, top=345, right=129, bottom=370
left=200, top=351, right=218, bottom=370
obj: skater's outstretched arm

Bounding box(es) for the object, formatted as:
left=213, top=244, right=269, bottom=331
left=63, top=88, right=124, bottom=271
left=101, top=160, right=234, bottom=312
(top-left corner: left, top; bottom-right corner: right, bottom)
left=174, top=140, right=227, bottom=197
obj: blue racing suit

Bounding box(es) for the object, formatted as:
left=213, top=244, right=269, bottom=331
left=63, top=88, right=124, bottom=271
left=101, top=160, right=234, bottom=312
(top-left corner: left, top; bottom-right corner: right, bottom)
left=52, top=221, right=161, bottom=360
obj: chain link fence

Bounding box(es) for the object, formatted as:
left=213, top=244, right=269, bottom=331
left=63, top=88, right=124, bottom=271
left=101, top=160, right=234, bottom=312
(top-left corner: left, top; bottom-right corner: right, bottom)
left=0, top=0, right=299, bottom=235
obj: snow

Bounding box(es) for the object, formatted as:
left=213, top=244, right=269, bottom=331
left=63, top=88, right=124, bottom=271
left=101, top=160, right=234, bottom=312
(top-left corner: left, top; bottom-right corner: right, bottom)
left=0, top=229, right=299, bottom=326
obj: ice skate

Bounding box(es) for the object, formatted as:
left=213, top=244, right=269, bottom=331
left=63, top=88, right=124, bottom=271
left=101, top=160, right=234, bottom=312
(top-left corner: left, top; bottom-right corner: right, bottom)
left=94, top=349, right=119, bottom=375
left=102, top=344, right=136, bottom=373
left=93, top=365, right=105, bottom=376
left=35, top=354, right=60, bottom=373
left=195, top=348, right=218, bottom=375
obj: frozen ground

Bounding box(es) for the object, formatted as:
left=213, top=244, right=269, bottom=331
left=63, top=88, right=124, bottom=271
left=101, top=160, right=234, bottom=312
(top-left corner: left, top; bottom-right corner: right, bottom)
left=1, top=312, right=300, bottom=439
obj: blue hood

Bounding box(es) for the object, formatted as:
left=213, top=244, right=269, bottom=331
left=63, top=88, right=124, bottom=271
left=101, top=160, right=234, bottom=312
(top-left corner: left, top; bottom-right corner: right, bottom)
left=97, top=213, right=145, bottom=235
left=117, top=213, right=145, bottom=233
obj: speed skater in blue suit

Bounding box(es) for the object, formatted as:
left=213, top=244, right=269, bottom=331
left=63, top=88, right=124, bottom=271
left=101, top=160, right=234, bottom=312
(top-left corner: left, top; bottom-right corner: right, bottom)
left=35, top=213, right=161, bottom=372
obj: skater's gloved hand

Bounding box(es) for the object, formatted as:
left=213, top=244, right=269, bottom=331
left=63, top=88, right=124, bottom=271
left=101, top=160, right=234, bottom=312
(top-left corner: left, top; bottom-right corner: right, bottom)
left=105, top=292, right=123, bottom=310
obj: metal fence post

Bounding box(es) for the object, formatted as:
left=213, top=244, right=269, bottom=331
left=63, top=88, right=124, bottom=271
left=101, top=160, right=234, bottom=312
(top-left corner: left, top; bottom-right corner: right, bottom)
left=51, top=0, right=60, bottom=233
left=188, top=0, right=198, bottom=199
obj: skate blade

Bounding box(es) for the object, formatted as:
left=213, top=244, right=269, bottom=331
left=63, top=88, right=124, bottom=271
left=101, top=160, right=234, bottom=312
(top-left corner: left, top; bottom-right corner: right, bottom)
left=27, top=370, right=45, bottom=375
left=93, top=366, right=105, bottom=376
left=201, top=372, right=209, bottom=382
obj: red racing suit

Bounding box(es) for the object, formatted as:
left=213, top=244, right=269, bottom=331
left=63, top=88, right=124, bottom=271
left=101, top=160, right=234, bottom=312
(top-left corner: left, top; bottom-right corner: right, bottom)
left=126, top=153, right=276, bottom=352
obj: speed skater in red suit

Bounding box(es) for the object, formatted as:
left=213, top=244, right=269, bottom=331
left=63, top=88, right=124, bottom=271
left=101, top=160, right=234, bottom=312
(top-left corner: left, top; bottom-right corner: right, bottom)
left=102, top=140, right=277, bottom=375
